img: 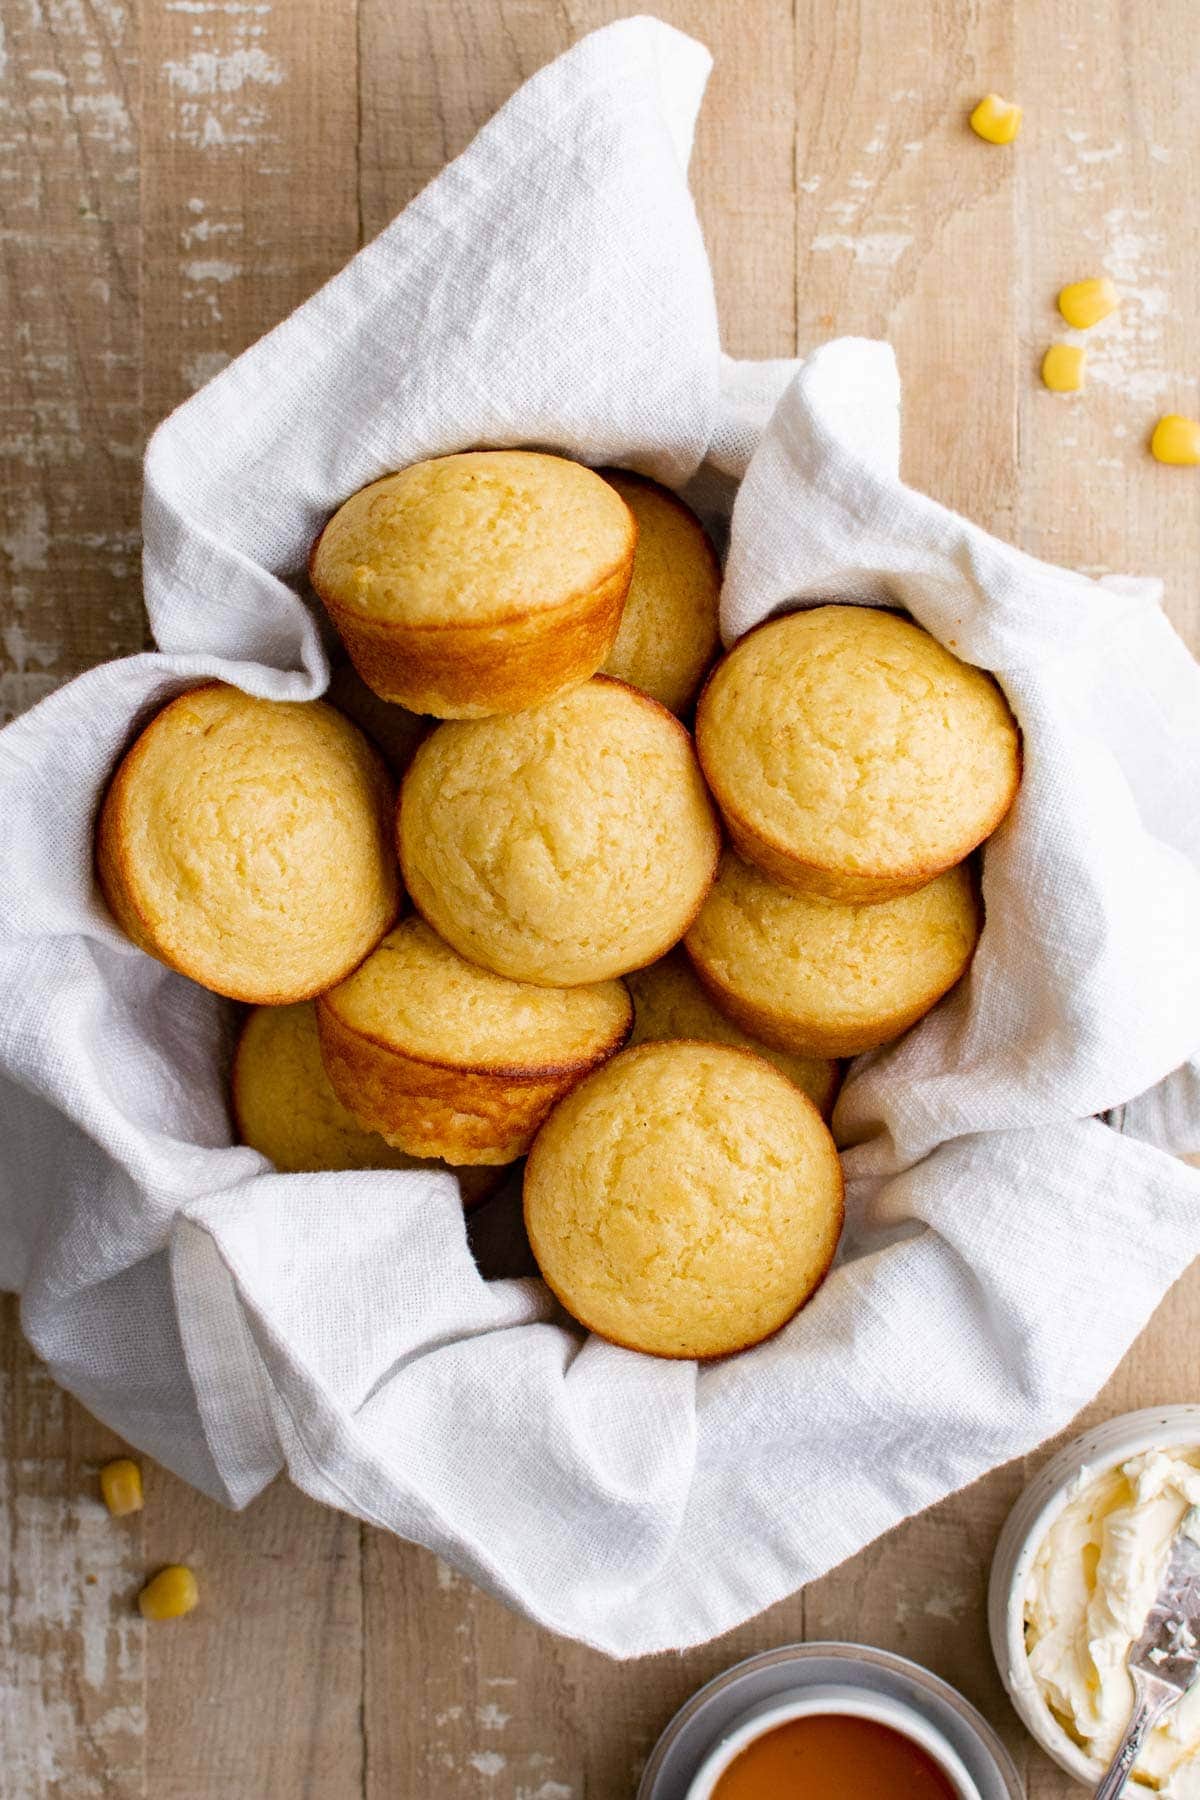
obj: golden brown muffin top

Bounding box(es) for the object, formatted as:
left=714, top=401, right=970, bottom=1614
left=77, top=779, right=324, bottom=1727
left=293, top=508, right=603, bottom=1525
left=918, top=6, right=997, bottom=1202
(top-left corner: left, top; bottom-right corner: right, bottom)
left=321, top=916, right=631, bottom=1072
left=524, top=1041, right=843, bottom=1359
left=312, top=450, right=635, bottom=627
left=233, top=1002, right=428, bottom=1174
left=398, top=677, right=720, bottom=986
left=234, top=1001, right=499, bottom=1207
left=686, top=852, right=979, bottom=1043
left=100, top=683, right=398, bottom=1003
left=600, top=471, right=720, bottom=714
left=626, top=949, right=838, bottom=1115
left=696, top=606, right=1019, bottom=887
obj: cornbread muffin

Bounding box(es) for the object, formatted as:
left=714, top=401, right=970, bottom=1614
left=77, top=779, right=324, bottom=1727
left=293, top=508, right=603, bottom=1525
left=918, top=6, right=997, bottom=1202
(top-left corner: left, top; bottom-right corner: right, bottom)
left=316, top=916, right=632, bottom=1164
left=685, top=853, right=980, bottom=1059
left=310, top=450, right=637, bottom=718
left=600, top=472, right=720, bottom=714
left=626, top=950, right=839, bottom=1117
left=524, top=1042, right=844, bottom=1359
left=232, top=1002, right=497, bottom=1206
left=325, top=660, right=426, bottom=777
left=695, top=606, right=1020, bottom=901
left=97, top=683, right=399, bottom=1004
left=398, top=677, right=721, bottom=986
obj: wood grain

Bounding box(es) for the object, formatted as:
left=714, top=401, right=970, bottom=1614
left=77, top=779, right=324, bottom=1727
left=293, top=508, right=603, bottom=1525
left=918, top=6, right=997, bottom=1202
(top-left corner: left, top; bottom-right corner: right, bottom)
left=0, top=1297, right=145, bottom=1800
left=145, top=1470, right=364, bottom=1799
left=139, top=0, right=360, bottom=425
left=1013, top=0, right=1200, bottom=647
left=2, top=1, right=1198, bottom=1795
left=794, top=0, right=1020, bottom=528
left=0, top=0, right=143, bottom=717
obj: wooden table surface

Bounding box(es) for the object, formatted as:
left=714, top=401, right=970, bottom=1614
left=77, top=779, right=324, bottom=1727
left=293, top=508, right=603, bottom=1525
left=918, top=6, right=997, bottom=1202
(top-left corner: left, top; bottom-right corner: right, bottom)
left=3, top=2, right=1198, bottom=1795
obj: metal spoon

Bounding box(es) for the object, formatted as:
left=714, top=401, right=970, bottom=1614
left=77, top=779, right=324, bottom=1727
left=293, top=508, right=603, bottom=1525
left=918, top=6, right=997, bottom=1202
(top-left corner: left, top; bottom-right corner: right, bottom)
left=1094, top=1505, right=1200, bottom=1799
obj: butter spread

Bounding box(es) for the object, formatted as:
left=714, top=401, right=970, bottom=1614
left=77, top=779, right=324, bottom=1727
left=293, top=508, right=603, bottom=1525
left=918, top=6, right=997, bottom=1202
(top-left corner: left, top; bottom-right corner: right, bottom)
left=1025, top=1448, right=1200, bottom=1795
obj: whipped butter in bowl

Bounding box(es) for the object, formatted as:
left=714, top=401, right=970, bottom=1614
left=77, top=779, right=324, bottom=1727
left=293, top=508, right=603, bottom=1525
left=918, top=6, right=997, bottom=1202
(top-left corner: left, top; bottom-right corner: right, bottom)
left=990, top=1406, right=1200, bottom=1792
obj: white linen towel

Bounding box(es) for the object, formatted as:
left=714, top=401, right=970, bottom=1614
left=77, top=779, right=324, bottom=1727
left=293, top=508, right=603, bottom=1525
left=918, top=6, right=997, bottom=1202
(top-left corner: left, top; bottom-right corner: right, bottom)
left=1, top=16, right=1197, bottom=1657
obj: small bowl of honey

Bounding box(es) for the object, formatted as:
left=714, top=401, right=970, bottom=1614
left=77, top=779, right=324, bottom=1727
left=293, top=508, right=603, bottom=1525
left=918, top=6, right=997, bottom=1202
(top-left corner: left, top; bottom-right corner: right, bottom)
left=637, top=1643, right=1021, bottom=1800
left=684, top=1686, right=979, bottom=1800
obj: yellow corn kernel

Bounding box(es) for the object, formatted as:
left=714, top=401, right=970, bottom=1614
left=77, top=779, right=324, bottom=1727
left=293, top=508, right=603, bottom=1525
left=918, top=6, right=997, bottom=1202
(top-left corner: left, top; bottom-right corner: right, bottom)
left=138, top=1565, right=199, bottom=1621
left=1150, top=415, right=1200, bottom=466
left=969, top=94, right=1023, bottom=145
left=99, top=1458, right=143, bottom=1517
left=1057, top=277, right=1119, bottom=330
left=1041, top=344, right=1086, bottom=393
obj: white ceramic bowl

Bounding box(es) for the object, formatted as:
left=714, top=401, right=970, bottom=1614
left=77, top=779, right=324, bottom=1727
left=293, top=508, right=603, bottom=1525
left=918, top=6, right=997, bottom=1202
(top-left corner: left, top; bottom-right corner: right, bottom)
left=684, top=1683, right=983, bottom=1800
left=988, top=1403, right=1200, bottom=1786
left=638, top=1642, right=1021, bottom=1800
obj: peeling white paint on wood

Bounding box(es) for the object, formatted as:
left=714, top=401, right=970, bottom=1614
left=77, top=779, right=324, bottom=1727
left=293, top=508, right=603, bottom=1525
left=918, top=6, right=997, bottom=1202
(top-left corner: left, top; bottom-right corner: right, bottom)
left=181, top=256, right=240, bottom=281
left=0, top=1349, right=145, bottom=1799
left=1079, top=208, right=1178, bottom=405
left=468, top=1751, right=508, bottom=1778
left=1, top=0, right=141, bottom=693
left=2, top=500, right=49, bottom=571
left=162, top=45, right=283, bottom=94
left=3, top=619, right=64, bottom=671
left=181, top=348, right=231, bottom=390
left=811, top=229, right=913, bottom=265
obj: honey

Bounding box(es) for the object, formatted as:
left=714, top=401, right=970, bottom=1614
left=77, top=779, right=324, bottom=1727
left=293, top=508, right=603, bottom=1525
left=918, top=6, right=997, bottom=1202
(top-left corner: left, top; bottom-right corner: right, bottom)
left=711, top=1713, right=958, bottom=1800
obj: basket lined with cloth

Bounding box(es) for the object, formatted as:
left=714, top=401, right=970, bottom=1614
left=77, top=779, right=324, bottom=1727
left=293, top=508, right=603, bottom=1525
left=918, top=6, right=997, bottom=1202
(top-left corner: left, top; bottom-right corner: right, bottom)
left=1, top=17, right=1198, bottom=1657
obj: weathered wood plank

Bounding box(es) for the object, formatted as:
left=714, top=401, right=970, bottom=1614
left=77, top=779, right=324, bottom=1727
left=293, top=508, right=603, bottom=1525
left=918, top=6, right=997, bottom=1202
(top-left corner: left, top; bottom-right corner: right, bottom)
left=1013, top=0, right=1200, bottom=646
left=362, top=1532, right=811, bottom=1800
left=140, top=0, right=360, bottom=425
left=0, top=1296, right=146, bottom=1800
left=794, top=0, right=1020, bottom=526
left=0, top=0, right=142, bottom=714
left=144, top=1474, right=365, bottom=1799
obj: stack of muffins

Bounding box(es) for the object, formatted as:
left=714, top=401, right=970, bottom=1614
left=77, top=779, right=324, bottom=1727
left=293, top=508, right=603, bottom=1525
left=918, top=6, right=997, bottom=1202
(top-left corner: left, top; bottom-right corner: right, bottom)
left=96, top=449, right=1019, bottom=1360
